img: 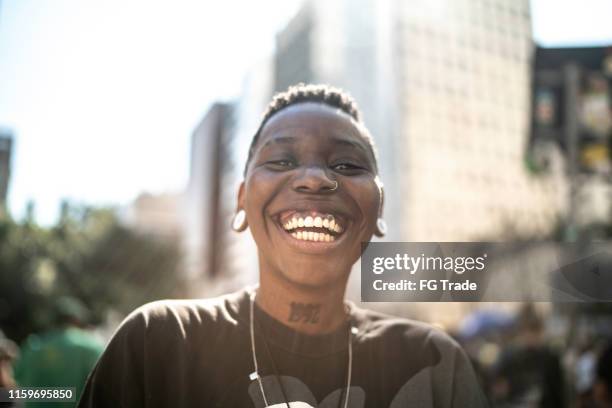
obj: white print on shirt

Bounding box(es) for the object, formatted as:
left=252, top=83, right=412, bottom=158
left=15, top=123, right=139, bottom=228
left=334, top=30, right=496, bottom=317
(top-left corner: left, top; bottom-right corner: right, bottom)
left=248, top=375, right=365, bottom=408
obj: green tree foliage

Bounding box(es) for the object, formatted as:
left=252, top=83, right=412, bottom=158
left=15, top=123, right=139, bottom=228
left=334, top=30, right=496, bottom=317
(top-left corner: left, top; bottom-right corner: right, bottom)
left=0, top=205, right=184, bottom=343
left=0, top=218, right=51, bottom=344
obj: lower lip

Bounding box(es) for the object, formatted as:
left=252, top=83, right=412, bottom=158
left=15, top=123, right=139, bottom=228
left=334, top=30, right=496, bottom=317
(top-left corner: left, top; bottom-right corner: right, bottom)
left=274, top=222, right=345, bottom=253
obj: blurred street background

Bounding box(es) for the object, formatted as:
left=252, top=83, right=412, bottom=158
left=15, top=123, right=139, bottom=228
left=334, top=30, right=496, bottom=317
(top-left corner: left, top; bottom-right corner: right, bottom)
left=1, top=0, right=612, bottom=406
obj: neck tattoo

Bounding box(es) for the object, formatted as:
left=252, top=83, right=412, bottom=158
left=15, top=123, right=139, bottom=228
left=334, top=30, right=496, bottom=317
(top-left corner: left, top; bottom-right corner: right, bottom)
left=288, top=302, right=321, bottom=324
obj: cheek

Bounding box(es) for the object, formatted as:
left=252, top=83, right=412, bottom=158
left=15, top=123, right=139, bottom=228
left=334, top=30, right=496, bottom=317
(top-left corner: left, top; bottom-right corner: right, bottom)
left=346, top=178, right=381, bottom=228
left=243, top=171, right=282, bottom=231
left=361, top=179, right=381, bottom=216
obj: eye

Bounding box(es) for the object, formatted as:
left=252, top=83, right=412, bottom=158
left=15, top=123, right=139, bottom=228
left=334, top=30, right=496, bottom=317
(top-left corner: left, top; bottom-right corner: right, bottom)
left=265, top=159, right=296, bottom=171
left=331, top=162, right=367, bottom=174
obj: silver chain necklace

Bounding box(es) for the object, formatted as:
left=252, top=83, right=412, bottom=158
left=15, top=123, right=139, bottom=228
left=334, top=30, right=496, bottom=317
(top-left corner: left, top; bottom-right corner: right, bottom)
left=248, top=289, right=356, bottom=408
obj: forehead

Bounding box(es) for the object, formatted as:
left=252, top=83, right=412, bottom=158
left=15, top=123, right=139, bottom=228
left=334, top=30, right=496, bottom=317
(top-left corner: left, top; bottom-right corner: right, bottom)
left=257, top=102, right=368, bottom=150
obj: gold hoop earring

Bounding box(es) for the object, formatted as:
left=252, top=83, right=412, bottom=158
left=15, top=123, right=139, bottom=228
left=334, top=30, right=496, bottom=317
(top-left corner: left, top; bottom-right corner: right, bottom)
left=231, top=209, right=248, bottom=232
left=374, top=218, right=387, bottom=237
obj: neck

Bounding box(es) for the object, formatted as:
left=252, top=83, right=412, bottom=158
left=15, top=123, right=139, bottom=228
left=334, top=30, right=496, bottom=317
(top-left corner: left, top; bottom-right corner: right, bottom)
left=255, top=272, right=349, bottom=335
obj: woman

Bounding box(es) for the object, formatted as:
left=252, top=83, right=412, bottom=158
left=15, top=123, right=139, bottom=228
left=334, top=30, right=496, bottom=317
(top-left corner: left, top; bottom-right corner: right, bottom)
left=78, top=84, right=488, bottom=407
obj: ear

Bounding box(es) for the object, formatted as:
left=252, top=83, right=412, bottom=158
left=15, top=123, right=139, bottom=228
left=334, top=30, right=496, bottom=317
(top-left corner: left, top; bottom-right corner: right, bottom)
left=237, top=181, right=246, bottom=211
left=373, top=176, right=387, bottom=238
left=375, top=176, right=384, bottom=218
left=231, top=181, right=249, bottom=232
left=379, top=185, right=385, bottom=218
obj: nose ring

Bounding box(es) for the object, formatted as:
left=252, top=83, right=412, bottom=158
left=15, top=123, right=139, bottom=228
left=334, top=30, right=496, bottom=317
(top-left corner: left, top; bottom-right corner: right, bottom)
left=330, top=180, right=339, bottom=191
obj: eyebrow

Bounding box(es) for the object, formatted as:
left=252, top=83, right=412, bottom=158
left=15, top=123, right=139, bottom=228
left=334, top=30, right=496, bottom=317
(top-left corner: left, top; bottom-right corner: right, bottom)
left=332, top=138, right=369, bottom=154
left=260, top=135, right=369, bottom=154
left=260, top=136, right=296, bottom=149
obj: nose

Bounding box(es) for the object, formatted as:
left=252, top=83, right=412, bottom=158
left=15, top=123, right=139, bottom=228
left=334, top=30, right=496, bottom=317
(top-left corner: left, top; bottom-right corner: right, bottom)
left=291, top=166, right=338, bottom=194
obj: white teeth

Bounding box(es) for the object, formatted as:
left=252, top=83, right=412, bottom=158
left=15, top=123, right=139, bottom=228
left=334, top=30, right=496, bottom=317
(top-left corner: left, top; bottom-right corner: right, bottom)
left=282, top=213, right=344, bottom=236
left=331, top=220, right=343, bottom=233
left=290, top=231, right=337, bottom=242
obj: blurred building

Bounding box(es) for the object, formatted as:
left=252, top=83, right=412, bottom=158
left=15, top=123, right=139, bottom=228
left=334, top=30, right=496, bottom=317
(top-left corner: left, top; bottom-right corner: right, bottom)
left=125, top=192, right=184, bottom=239
left=184, top=103, right=237, bottom=293
left=223, top=58, right=276, bottom=292
left=186, top=59, right=276, bottom=298
left=395, top=0, right=567, bottom=240
left=0, top=130, right=13, bottom=217
left=531, top=46, right=612, bottom=234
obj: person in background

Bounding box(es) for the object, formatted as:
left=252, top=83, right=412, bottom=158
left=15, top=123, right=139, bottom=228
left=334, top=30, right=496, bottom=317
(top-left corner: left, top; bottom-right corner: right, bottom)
left=492, top=304, right=565, bottom=408
left=594, top=343, right=612, bottom=408
left=14, top=297, right=103, bottom=408
left=573, top=341, right=598, bottom=408
left=0, top=330, right=18, bottom=389
left=0, top=331, right=20, bottom=408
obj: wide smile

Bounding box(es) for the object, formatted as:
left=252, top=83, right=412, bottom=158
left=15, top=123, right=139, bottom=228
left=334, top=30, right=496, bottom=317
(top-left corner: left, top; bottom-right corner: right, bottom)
left=272, top=209, right=349, bottom=251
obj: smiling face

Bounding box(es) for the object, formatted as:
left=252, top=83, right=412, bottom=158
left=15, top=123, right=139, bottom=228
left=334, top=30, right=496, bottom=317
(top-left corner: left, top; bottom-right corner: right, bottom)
left=239, top=102, right=382, bottom=289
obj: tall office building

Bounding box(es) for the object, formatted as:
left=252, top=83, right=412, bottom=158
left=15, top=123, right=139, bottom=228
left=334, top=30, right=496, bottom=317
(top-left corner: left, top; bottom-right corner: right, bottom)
left=531, top=46, right=612, bottom=231
left=223, top=57, right=276, bottom=291
left=396, top=0, right=565, bottom=240
left=186, top=60, right=275, bottom=297
left=0, top=130, right=13, bottom=217
left=184, top=103, right=236, bottom=292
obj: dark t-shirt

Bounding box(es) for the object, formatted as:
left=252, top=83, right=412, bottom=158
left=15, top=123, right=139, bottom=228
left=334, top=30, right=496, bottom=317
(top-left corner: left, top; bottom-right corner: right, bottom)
left=78, top=289, right=488, bottom=407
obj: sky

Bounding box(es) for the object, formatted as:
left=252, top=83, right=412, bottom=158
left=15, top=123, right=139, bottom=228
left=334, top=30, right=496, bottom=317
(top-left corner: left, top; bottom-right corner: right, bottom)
left=0, top=0, right=612, bottom=225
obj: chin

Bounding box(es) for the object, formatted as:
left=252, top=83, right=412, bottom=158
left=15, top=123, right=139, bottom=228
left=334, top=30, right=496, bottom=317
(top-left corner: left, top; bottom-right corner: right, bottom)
left=276, top=257, right=353, bottom=290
